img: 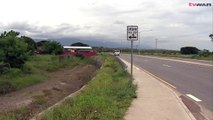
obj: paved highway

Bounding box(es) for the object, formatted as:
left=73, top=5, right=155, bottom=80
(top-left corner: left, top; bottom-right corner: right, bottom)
left=120, top=54, right=213, bottom=119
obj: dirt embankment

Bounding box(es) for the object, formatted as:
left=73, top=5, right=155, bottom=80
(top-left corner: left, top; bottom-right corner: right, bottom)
left=0, top=64, right=97, bottom=119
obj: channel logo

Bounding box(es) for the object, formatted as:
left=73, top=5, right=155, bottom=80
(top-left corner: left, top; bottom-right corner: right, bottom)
left=189, top=2, right=212, bottom=7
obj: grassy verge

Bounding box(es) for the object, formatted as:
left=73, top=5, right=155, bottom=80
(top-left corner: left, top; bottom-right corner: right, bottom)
left=0, top=55, right=91, bottom=94
left=142, top=53, right=213, bottom=61
left=40, top=54, right=136, bottom=120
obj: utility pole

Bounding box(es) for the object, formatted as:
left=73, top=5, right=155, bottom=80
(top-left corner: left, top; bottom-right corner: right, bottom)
left=138, top=29, right=152, bottom=55
left=120, top=39, right=123, bottom=53
left=209, top=0, right=213, bottom=64
left=138, top=32, right=141, bottom=55
left=211, top=0, right=213, bottom=42
left=131, top=40, right=133, bottom=78
left=155, top=39, right=158, bottom=49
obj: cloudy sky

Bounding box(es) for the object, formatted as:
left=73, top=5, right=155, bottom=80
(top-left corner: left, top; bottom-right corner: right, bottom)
left=0, top=0, right=212, bottom=50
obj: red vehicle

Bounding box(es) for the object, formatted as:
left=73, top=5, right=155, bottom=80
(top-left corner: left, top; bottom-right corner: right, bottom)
left=63, top=46, right=97, bottom=57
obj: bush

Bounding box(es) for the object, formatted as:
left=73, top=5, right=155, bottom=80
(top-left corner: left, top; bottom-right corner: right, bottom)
left=199, top=49, right=211, bottom=57
left=21, top=62, right=35, bottom=74
left=41, top=41, right=63, bottom=54
left=3, top=68, right=22, bottom=77
left=21, top=36, right=36, bottom=55
left=0, top=30, right=29, bottom=68
left=75, top=52, right=85, bottom=59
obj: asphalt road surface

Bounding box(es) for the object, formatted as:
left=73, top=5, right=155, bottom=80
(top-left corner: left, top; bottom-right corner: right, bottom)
left=120, top=54, right=213, bottom=119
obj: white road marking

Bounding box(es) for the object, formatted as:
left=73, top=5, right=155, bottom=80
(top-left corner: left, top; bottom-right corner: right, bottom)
left=186, top=94, right=202, bottom=102
left=162, top=64, right=171, bottom=67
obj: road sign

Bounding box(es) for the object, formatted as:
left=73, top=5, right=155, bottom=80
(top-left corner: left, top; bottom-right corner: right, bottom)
left=127, top=26, right=138, bottom=41
left=127, top=25, right=138, bottom=79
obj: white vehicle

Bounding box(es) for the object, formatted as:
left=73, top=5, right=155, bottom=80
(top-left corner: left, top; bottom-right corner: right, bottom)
left=113, top=50, right=120, bottom=56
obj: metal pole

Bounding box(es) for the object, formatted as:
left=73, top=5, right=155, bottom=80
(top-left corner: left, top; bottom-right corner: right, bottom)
left=131, top=40, right=133, bottom=78
left=121, top=39, right=122, bottom=53
left=211, top=0, right=213, bottom=40
left=138, top=32, right=140, bottom=55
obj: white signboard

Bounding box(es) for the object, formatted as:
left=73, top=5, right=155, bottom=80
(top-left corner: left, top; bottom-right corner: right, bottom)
left=127, top=26, right=138, bottom=41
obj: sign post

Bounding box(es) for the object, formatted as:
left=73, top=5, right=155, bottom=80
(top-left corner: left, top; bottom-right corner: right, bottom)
left=127, top=25, right=138, bottom=78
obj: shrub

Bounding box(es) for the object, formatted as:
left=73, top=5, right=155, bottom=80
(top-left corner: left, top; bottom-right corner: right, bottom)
left=199, top=49, right=211, bottom=57
left=0, top=31, right=29, bottom=68
left=41, top=41, right=63, bottom=55
left=3, top=68, right=22, bottom=77
left=21, top=36, right=36, bottom=55
left=32, top=95, right=47, bottom=105
left=21, top=62, right=34, bottom=74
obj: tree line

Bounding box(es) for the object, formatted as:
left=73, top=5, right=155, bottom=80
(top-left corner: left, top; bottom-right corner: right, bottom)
left=0, top=30, right=63, bottom=68
left=180, top=46, right=212, bottom=57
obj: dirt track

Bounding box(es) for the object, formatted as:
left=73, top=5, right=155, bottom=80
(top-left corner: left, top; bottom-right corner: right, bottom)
left=0, top=64, right=97, bottom=117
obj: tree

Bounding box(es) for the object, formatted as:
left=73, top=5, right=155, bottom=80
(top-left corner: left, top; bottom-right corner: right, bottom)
left=36, top=40, right=48, bottom=53
left=0, top=30, right=19, bottom=37
left=36, top=40, right=48, bottom=47
left=199, top=49, right=211, bottom=57
left=180, top=47, right=199, bottom=54
left=71, top=42, right=89, bottom=46
left=21, top=36, right=36, bottom=54
left=0, top=30, right=29, bottom=68
left=41, top=41, right=63, bottom=54
left=0, top=48, right=4, bottom=62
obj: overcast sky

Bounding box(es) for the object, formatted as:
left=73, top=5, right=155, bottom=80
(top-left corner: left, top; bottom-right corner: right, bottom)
left=0, top=0, right=212, bottom=50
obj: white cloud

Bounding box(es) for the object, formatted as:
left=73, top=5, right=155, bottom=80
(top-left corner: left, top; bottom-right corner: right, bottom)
left=0, top=0, right=212, bottom=50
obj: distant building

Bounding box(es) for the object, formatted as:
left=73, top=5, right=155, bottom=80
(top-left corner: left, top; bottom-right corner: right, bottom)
left=63, top=46, right=96, bottom=57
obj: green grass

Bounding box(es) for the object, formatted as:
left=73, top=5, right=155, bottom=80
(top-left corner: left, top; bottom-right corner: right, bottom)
left=0, top=114, right=16, bottom=120
left=32, top=95, right=47, bottom=105
left=0, top=55, right=89, bottom=94
left=40, top=54, right=136, bottom=120
left=0, top=107, right=30, bottom=120
left=145, top=53, right=213, bottom=61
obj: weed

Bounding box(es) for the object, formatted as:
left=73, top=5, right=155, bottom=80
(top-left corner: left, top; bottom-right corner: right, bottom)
left=32, top=95, right=47, bottom=105
left=0, top=114, right=15, bottom=120
left=0, top=107, right=30, bottom=120
left=42, top=89, right=52, bottom=97
left=13, top=107, right=29, bottom=120
left=41, top=54, right=136, bottom=120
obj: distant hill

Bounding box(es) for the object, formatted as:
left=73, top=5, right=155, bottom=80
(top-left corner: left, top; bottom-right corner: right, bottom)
left=35, top=37, right=152, bottom=49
